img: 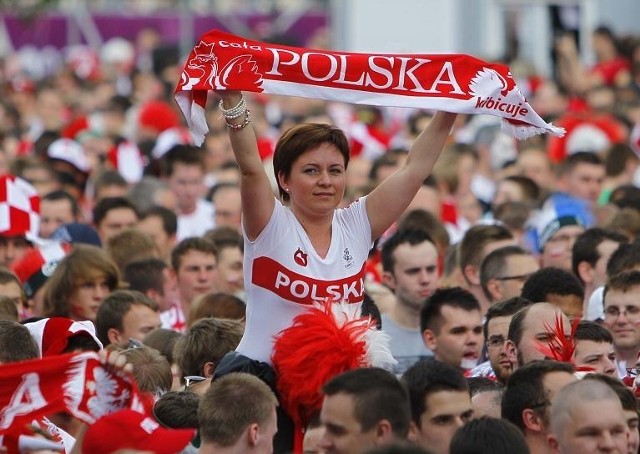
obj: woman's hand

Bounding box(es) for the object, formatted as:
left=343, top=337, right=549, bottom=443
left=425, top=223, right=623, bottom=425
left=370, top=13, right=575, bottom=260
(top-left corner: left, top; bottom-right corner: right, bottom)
left=219, top=90, right=244, bottom=110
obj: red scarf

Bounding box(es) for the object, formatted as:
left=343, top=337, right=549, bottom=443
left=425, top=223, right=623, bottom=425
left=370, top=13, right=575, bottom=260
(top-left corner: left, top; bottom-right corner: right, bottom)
left=175, top=30, right=564, bottom=145
left=0, top=352, right=142, bottom=437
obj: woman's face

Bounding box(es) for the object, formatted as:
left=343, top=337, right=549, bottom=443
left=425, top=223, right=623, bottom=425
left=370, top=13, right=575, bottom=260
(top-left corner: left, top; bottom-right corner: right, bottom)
left=280, top=144, right=347, bottom=216
left=68, top=273, right=111, bottom=322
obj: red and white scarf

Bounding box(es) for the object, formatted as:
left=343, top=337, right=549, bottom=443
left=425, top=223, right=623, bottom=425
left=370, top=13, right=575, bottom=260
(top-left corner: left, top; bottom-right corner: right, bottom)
left=175, top=30, right=564, bottom=145
left=0, top=351, right=142, bottom=437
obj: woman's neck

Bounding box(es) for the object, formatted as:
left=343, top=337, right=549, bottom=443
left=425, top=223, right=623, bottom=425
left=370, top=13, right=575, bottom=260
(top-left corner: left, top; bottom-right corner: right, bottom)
left=290, top=205, right=333, bottom=232
left=291, top=206, right=334, bottom=258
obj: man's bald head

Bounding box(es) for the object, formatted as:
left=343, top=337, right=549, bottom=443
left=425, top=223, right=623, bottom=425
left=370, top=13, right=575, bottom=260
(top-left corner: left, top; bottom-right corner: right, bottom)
left=508, top=302, right=571, bottom=367
left=549, top=379, right=628, bottom=454
left=551, top=380, right=619, bottom=434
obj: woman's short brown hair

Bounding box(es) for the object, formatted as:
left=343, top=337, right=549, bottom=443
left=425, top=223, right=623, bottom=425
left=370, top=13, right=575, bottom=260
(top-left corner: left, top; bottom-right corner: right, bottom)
left=272, top=123, right=350, bottom=202
left=43, top=244, right=119, bottom=318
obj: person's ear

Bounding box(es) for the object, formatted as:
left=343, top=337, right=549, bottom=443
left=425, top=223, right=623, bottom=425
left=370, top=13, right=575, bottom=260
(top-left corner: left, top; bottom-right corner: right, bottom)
left=406, top=421, right=420, bottom=442
left=522, top=408, right=544, bottom=432
left=486, top=278, right=503, bottom=301
left=247, top=423, right=260, bottom=447
left=505, top=339, right=518, bottom=365
left=107, top=328, right=121, bottom=346
left=547, top=434, right=561, bottom=454
left=374, top=419, right=393, bottom=444
left=463, top=264, right=480, bottom=286
left=381, top=270, right=396, bottom=290
left=203, top=362, right=216, bottom=378
left=277, top=171, right=289, bottom=193
left=577, top=261, right=594, bottom=285
left=146, top=288, right=160, bottom=302
left=422, top=329, right=437, bottom=351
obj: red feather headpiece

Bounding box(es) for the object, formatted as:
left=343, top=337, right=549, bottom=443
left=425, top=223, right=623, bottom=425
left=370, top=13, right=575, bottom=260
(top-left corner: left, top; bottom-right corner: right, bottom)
left=271, top=302, right=395, bottom=429
left=534, top=315, right=594, bottom=373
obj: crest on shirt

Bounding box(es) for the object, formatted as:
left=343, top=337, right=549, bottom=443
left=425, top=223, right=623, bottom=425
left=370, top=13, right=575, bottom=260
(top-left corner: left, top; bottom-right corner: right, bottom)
left=294, top=248, right=308, bottom=267
left=343, top=248, right=354, bottom=269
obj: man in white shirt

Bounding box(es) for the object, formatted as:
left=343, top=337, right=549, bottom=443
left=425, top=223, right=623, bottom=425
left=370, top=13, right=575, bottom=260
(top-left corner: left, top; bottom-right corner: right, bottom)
left=171, top=237, right=218, bottom=325
left=571, top=227, right=626, bottom=317
left=164, top=145, right=214, bottom=240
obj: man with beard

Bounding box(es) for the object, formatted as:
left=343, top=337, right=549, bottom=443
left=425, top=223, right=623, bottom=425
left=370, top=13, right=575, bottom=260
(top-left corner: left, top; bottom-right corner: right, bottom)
left=468, top=297, right=533, bottom=382
left=380, top=229, right=438, bottom=374
left=505, top=302, right=572, bottom=369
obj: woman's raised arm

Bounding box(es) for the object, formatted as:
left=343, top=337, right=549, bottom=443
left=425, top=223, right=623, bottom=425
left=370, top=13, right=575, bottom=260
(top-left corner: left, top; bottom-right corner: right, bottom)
left=365, top=111, right=457, bottom=239
left=220, top=91, right=275, bottom=240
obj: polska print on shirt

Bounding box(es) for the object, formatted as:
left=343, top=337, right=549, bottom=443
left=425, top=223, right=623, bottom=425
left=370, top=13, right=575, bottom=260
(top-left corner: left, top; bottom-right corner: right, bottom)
left=252, top=256, right=365, bottom=305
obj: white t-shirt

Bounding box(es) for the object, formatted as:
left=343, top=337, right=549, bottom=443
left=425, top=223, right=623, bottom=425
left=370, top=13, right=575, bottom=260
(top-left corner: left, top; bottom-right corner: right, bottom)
left=236, top=197, right=373, bottom=364
left=160, top=303, right=186, bottom=333
left=176, top=199, right=215, bottom=241
left=586, top=285, right=605, bottom=321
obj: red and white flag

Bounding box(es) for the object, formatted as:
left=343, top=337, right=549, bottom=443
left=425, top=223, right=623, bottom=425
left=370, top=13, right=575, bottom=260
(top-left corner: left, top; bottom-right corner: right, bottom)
left=0, top=175, right=39, bottom=239
left=0, top=352, right=142, bottom=437
left=175, top=30, right=564, bottom=145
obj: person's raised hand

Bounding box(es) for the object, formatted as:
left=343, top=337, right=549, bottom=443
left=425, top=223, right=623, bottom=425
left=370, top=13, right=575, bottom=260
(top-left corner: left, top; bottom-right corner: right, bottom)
left=219, top=90, right=244, bottom=108
left=98, top=348, right=133, bottom=376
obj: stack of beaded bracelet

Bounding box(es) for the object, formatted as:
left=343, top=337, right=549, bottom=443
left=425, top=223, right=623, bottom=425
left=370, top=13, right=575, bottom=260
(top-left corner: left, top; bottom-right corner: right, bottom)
left=226, top=109, right=251, bottom=131
left=219, top=96, right=246, bottom=119
left=219, top=96, right=251, bottom=131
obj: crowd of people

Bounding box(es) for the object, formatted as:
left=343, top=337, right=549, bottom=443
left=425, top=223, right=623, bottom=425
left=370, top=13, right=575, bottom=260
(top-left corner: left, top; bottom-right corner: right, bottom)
left=1, top=18, right=640, bottom=454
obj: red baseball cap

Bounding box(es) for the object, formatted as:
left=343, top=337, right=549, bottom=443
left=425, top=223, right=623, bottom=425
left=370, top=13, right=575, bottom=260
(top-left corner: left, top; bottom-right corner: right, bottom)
left=82, top=410, right=196, bottom=454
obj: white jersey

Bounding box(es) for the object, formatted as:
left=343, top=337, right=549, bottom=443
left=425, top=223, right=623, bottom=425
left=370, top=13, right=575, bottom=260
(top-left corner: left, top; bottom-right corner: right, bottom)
left=176, top=199, right=215, bottom=241
left=160, top=303, right=186, bottom=333
left=236, top=197, right=373, bottom=364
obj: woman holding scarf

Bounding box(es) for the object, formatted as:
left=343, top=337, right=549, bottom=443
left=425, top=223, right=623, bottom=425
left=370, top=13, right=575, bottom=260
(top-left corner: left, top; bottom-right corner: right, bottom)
left=214, top=89, right=455, bottom=452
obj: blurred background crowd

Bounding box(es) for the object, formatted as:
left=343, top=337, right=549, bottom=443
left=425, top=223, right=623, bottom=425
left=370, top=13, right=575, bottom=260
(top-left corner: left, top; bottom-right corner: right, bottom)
left=1, top=0, right=640, bottom=452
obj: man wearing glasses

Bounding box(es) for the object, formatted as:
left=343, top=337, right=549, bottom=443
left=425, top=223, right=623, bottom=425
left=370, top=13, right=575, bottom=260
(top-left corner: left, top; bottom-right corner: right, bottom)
left=468, top=297, right=533, bottom=383
left=479, top=246, right=539, bottom=305
left=602, top=270, right=640, bottom=379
